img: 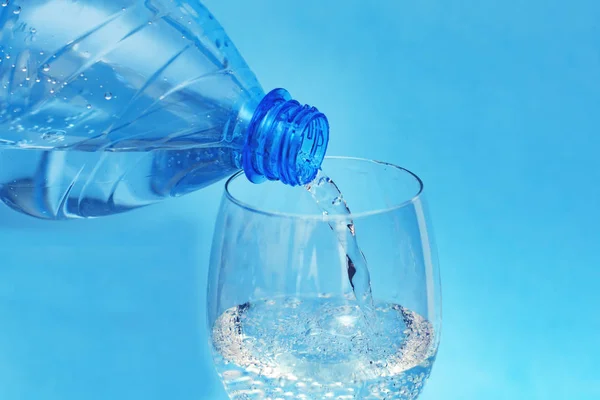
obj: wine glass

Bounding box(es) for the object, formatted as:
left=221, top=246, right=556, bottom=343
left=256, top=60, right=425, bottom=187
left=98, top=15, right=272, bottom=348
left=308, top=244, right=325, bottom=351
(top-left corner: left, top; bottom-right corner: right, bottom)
left=207, top=156, right=442, bottom=399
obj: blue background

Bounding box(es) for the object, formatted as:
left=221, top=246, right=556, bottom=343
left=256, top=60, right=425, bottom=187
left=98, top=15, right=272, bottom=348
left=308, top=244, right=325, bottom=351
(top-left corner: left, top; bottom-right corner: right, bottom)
left=1, top=1, right=598, bottom=399
left=202, top=1, right=599, bottom=398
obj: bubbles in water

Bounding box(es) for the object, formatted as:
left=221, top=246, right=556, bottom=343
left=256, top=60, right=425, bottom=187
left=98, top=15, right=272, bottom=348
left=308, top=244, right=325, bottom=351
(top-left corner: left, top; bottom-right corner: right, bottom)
left=104, top=92, right=112, bottom=100
left=49, top=88, right=55, bottom=94
left=212, top=297, right=435, bottom=399
left=1, top=0, right=8, bottom=7
left=30, top=28, right=36, bottom=34
left=347, top=223, right=356, bottom=236
left=86, top=104, right=92, bottom=109
left=42, top=63, right=50, bottom=72
left=13, top=6, right=20, bottom=14
left=20, top=67, right=26, bottom=72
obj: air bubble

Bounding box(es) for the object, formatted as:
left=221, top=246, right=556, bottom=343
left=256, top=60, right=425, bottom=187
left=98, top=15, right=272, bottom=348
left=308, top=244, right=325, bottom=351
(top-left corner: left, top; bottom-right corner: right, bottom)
left=104, top=92, right=112, bottom=100
left=42, top=63, right=50, bottom=72
left=317, top=176, right=331, bottom=186
left=86, top=104, right=92, bottom=109
left=13, top=6, right=20, bottom=14
left=1, top=0, right=8, bottom=7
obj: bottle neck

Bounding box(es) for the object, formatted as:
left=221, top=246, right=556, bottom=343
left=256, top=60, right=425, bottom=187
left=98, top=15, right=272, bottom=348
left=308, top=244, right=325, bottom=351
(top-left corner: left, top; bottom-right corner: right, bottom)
left=242, top=89, right=329, bottom=186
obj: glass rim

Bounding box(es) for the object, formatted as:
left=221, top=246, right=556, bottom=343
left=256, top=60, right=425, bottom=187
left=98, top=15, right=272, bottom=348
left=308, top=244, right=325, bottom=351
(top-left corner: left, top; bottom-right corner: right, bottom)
left=224, top=156, right=424, bottom=221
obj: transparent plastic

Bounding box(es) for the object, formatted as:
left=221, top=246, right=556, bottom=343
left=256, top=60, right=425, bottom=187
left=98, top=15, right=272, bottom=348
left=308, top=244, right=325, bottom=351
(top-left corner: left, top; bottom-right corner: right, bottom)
left=0, top=0, right=329, bottom=220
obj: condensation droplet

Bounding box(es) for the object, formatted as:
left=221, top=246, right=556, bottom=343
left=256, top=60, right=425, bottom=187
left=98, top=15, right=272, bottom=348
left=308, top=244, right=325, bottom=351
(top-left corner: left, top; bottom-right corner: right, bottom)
left=1, top=0, right=8, bottom=7
left=41, top=131, right=66, bottom=142
left=42, top=63, right=50, bottom=72
left=13, top=6, right=20, bottom=14
left=104, top=92, right=112, bottom=100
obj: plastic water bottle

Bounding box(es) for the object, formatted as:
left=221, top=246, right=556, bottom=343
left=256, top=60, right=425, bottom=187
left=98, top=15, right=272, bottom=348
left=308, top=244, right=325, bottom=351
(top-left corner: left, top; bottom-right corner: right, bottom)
left=0, top=0, right=329, bottom=220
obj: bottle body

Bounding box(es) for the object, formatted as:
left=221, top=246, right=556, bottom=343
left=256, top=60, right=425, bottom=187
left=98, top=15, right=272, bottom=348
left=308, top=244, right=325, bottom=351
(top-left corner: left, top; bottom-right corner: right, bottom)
left=0, top=0, right=273, bottom=219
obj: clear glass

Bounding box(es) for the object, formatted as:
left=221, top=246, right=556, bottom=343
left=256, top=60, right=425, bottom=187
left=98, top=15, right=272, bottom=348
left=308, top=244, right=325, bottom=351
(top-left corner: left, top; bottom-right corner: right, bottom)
left=207, top=157, right=442, bottom=399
